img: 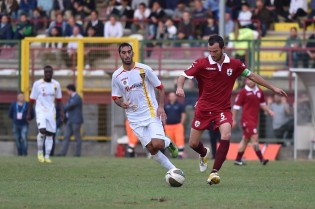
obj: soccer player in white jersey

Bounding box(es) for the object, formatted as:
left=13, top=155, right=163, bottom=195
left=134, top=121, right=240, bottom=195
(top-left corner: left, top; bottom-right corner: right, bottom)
left=27, top=65, right=64, bottom=163
left=112, top=43, right=180, bottom=172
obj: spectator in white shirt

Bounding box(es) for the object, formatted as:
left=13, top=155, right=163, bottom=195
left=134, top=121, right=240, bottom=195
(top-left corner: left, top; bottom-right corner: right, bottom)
left=131, top=0, right=149, bottom=10
left=132, top=2, right=150, bottom=33
left=104, top=15, right=123, bottom=38
left=66, top=26, right=83, bottom=67
left=289, top=0, right=308, bottom=20
left=238, top=3, right=252, bottom=28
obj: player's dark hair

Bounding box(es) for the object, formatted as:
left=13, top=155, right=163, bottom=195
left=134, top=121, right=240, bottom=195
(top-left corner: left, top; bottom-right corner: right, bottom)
left=43, top=65, right=53, bottom=71
left=208, top=35, right=225, bottom=49
left=118, top=42, right=133, bottom=53
left=66, top=84, right=76, bottom=92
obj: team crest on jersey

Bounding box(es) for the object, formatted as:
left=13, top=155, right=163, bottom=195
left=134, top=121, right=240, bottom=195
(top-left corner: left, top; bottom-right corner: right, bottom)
left=121, top=77, right=129, bottom=86
left=194, top=120, right=200, bottom=127
left=227, top=68, right=233, bottom=76
left=257, top=92, right=261, bottom=98
left=140, top=72, right=146, bottom=79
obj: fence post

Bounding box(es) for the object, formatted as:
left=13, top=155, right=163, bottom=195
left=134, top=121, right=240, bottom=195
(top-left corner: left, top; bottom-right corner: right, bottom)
left=77, top=40, right=84, bottom=98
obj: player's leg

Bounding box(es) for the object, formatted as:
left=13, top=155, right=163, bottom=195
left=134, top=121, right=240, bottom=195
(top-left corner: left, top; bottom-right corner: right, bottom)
left=43, top=117, right=57, bottom=162
left=234, top=136, right=250, bottom=165
left=44, top=131, right=54, bottom=163
left=147, top=121, right=177, bottom=170
left=251, top=134, right=269, bottom=165
left=208, top=112, right=233, bottom=185
left=36, top=113, right=46, bottom=162
left=189, top=128, right=210, bottom=172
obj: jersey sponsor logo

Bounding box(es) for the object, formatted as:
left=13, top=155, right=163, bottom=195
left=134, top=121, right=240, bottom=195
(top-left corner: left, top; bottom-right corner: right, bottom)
left=227, top=68, right=233, bottom=76
left=125, top=82, right=142, bottom=92
left=194, top=120, right=200, bottom=127
left=206, top=67, right=216, bottom=71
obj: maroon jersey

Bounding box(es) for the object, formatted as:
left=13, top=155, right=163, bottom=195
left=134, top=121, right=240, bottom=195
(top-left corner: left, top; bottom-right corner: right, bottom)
left=184, top=54, right=247, bottom=112
left=233, top=85, right=266, bottom=126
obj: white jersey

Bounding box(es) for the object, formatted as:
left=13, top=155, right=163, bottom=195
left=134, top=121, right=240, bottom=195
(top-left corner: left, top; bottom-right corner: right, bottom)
left=112, top=62, right=162, bottom=124
left=30, top=79, right=62, bottom=113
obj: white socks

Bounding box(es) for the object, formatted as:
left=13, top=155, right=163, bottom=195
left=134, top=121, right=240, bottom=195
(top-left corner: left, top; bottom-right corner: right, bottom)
left=37, top=133, right=45, bottom=154
left=45, top=136, right=53, bottom=159
left=152, top=151, right=176, bottom=170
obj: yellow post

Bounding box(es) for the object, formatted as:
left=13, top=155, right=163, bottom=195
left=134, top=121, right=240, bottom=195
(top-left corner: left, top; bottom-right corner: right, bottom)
left=77, top=40, right=84, bottom=98
left=21, top=40, right=30, bottom=101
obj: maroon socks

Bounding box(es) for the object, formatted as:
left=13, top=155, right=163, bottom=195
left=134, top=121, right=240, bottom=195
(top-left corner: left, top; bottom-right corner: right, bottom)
left=213, top=140, right=230, bottom=172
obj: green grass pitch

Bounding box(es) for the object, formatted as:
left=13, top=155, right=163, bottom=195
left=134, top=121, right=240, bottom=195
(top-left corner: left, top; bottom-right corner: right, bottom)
left=0, top=157, right=314, bottom=209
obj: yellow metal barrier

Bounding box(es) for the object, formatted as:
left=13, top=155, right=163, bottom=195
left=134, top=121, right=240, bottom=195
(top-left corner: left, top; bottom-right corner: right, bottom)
left=21, top=37, right=140, bottom=99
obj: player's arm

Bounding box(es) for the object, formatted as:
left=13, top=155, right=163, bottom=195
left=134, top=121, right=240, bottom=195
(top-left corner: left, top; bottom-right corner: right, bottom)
left=56, top=83, right=64, bottom=122
left=177, top=60, right=200, bottom=97
left=232, top=107, right=239, bottom=129
left=176, top=75, right=187, bottom=97
left=56, top=100, right=64, bottom=121
left=245, top=71, right=287, bottom=97
left=156, top=84, right=167, bottom=124
left=27, top=100, right=35, bottom=122
left=27, top=83, right=37, bottom=122
left=113, top=97, right=130, bottom=109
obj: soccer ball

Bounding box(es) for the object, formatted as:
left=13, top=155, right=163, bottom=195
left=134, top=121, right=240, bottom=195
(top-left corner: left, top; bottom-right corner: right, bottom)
left=165, top=168, right=185, bottom=187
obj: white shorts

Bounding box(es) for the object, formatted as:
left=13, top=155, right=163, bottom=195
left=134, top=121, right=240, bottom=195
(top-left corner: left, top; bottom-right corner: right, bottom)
left=129, top=117, right=166, bottom=148
left=36, top=112, right=56, bottom=133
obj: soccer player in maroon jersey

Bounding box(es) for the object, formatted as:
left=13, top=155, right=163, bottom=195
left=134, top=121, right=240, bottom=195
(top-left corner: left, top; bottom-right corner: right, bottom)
left=176, top=35, right=287, bottom=186
left=232, top=78, right=274, bottom=166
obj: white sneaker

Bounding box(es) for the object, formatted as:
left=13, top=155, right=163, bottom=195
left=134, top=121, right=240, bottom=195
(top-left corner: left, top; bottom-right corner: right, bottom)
left=199, top=147, right=210, bottom=172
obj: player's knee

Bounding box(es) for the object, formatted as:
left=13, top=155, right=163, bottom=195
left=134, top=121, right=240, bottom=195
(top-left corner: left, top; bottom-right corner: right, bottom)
left=221, top=132, right=231, bottom=140
left=146, top=142, right=158, bottom=155
left=151, top=139, right=164, bottom=150
left=189, top=140, right=199, bottom=149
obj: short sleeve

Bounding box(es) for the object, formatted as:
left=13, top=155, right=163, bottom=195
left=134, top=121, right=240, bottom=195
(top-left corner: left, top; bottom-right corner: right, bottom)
left=145, top=67, right=162, bottom=88
left=233, top=90, right=245, bottom=109
left=183, top=59, right=202, bottom=78
left=56, top=82, right=62, bottom=100
left=111, top=77, right=123, bottom=99
left=30, top=82, right=38, bottom=100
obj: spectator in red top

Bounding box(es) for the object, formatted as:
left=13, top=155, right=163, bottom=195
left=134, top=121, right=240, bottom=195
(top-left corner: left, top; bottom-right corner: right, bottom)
left=176, top=35, right=286, bottom=186
left=232, top=78, right=274, bottom=166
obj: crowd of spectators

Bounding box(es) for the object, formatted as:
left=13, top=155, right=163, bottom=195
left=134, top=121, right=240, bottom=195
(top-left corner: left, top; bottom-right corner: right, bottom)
left=0, top=0, right=314, bottom=43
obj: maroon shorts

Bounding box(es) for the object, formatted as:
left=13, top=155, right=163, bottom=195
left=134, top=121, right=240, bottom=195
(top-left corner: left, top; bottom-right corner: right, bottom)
left=241, top=121, right=258, bottom=138
left=191, top=109, right=233, bottom=131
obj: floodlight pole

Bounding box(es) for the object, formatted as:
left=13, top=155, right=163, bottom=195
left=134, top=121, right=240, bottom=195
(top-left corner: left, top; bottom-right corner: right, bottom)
left=219, top=0, right=225, bottom=38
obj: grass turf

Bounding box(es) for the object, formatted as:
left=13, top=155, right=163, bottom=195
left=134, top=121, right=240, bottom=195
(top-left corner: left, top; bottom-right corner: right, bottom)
left=0, top=157, right=314, bottom=209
